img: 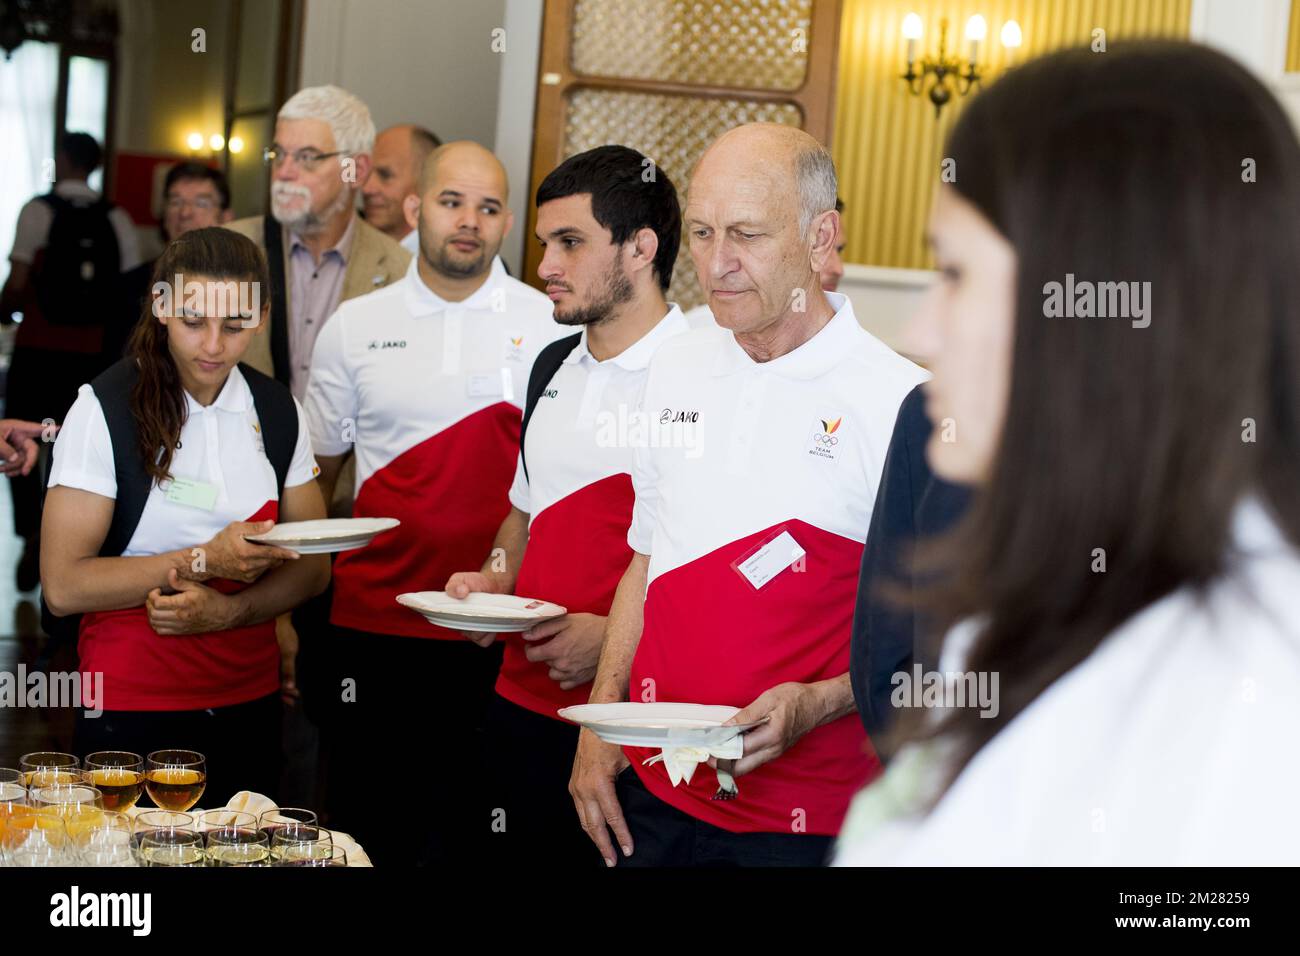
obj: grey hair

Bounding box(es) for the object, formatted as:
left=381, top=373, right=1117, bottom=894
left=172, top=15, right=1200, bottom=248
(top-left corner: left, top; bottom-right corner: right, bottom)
left=278, top=85, right=376, bottom=156
left=795, top=141, right=838, bottom=236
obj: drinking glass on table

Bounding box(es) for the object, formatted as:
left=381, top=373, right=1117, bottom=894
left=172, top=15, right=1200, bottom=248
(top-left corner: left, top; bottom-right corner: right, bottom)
left=139, top=829, right=206, bottom=867
left=2, top=808, right=68, bottom=863
left=273, top=842, right=347, bottom=867
left=206, top=825, right=271, bottom=866
left=84, top=752, right=145, bottom=811
left=258, top=807, right=318, bottom=843
left=145, top=750, right=206, bottom=811
left=31, top=784, right=104, bottom=817
left=0, top=768, right=23, bottom=788
left=196, top=809, right=256, bottom=836
left=73, top=810, right=134, bottom=867
left=270, top=824, right=332, bottom=862
left=19, top=752, right=80, bottom=790
left=132, top=810, right=195, bottom=860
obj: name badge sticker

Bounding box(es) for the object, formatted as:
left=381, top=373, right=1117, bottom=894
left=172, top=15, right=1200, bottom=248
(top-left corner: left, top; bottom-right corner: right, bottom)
left=467, top=374, right=505, bottom=398
left=165, top=476, right=219, bottom=512
left=731, top=527, right=806, bottom=591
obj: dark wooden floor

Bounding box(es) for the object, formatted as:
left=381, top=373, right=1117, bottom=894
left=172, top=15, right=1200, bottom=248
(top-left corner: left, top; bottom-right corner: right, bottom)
left=0, top=476, right=77, bottom=767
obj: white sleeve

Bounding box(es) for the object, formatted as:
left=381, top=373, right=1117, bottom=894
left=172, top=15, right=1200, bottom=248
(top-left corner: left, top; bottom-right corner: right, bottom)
left=626, top=371, right=658, bottom=556
left=109, top=209, right=143, bottom=272
left=8, top=199, right=51, bottom=265
left=303, top=309, right=357, bottom=457
left=285, top=397, right=321, bottom=488
left=506, top=451, right=530, bottom=515
left=46, top=385, right=116, bottom=499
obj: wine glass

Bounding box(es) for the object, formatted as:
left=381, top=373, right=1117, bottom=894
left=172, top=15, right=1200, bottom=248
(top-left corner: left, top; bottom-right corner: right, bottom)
left=273, top=842, right=347, bottom=867
left=18, top=753, right=80, bottom=790
left=270, top=825, right=332, bottom=862
left=195, top=809, right=256, bottom=836
left=144, top=750, right=206, bottom=811
left=139, top=829, right=205, bottom=867
left=131, top=810, right=194, bottom=862
left=84, top=752, right=145, bottom=811
left=72, top=811, right=135, bottom=867
left=258, top=807, right=317, bottom=844
left=31, top=784, right=103, bottom=816
left=205, top=826, right=271, bottom=866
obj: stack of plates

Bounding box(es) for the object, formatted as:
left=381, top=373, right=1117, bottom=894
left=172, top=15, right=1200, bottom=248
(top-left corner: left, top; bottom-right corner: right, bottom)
left=395, top=591, right=566, bottom=633
left=557, top=702, right=764, bottom=747
left=245, top=518, right=400, bottom=554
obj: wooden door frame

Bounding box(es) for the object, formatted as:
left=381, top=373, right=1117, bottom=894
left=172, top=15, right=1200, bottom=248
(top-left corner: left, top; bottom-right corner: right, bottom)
left=523, top=0, right=842, bottom=291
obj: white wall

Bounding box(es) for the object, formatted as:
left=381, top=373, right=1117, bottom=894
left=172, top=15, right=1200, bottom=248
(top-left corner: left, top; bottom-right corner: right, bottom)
left=299, top=0, right=508, bottom=154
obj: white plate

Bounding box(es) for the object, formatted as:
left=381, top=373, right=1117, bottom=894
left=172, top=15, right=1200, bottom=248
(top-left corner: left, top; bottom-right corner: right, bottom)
left=245, top=517, right=400, bottom=554
left=557, top=702, right=765, bottom=747
left=395, top=591, right=566, bottom=632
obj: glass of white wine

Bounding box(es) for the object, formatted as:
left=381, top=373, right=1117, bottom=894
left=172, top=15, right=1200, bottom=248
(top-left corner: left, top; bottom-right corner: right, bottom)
left=206, top=826, right=271, bottom=866
left=139, top=829, right=205, bottom=867
left=84, top=752, right=145, bottom=812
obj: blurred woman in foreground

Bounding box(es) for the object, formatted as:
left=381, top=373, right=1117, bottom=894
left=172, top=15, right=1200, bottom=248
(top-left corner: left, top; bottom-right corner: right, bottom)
left=836, top=42, right=1300, bottom=865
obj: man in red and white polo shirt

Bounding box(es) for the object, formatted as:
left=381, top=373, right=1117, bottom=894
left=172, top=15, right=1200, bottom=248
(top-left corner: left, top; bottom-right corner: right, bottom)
left=445, top=145, right=689, bottom=866
left=570, top=124, right=927, bottom=867
left=303, top=141, right=565, bottom=866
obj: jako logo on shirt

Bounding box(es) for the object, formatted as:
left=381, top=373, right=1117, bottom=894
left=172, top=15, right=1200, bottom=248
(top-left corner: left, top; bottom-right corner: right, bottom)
left=367, top=340, right=407, bottom=350
left=808, top=415, right=843, bottom=461
left=659, top=408, right=700, bottom=424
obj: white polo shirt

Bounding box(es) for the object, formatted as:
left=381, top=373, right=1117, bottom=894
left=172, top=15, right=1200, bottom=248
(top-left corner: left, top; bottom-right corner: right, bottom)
left=304, top=255, right=566, bottom=639
left=833, top=498, right=1300, bottom=866
left=497, top=305, right=689, bottom=718
left=624, top=291, right=927, bottom=835
left=47, top=365, right=319, bottom=711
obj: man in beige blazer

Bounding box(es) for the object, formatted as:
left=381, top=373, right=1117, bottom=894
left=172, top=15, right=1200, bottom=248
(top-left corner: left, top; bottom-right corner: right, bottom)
left=225, top=85, right=410, bottom=399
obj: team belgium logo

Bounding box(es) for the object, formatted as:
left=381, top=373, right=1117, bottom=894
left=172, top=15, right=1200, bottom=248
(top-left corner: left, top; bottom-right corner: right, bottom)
left=505, top=334, right=525, bottom=361
left=808, top=415, right=843, bottom=461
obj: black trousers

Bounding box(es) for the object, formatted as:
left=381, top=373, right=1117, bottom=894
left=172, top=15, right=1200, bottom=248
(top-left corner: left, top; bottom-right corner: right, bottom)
left=317, top=625, right=503, bottom=867
left=73, top=692, right=282, bottom=809
left=483, top=693, right=601, bottom=868
left=613, top=767, right=833, bottom=867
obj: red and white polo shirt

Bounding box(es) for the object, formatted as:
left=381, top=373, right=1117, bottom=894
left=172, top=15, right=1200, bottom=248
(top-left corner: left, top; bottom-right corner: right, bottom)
left=498, top=306, right=690, bottom=718
left=304, top=256, right=565, bottom=639
left=48, top=366, right=319, bottom=711
left=625, top=292, right=927, bottom=835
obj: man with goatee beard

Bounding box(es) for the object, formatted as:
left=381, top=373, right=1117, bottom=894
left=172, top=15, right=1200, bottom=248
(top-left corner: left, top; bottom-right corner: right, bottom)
left=227, top=85, right=410, bottom=401
left=303, top=140, right=566, bottom=866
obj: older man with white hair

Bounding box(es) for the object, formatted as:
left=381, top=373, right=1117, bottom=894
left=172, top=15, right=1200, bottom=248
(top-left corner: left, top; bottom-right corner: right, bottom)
left=228, top=85, right=411, bottom=399
left=568, top=123, right=926, bottom=867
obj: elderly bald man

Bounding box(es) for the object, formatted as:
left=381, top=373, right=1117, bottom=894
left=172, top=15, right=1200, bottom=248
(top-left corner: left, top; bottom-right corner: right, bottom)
left=569, top=123, right=926, bottom=867
left=303, top=139, right=565, bottom=867
left=363, top=123, right=441, bottom=251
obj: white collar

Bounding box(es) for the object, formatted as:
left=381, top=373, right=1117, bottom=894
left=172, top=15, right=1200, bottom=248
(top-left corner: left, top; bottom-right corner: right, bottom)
left=183, top=364, right=252, bottom=414
left=562, top=304, right=688, bottom=371
left=710, top=291, right=862, bottom=379
left=403, top=254, right=509, bottom=316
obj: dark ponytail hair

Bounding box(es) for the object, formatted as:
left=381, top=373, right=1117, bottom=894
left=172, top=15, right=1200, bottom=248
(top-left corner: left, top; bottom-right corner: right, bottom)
left=906, top=41, right=1300, bottom=799
left=126, top=227, right=270, bottom=485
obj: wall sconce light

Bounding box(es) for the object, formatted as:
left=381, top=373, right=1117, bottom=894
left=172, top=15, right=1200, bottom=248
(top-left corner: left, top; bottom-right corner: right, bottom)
left=186, top=131, right=205, bottom=152
left=901, top=13, right=1022, bottom=118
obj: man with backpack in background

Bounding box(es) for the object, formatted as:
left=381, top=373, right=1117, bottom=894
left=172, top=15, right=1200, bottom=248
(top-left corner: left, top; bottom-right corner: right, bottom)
left=0, top=131, right=141, bottom=592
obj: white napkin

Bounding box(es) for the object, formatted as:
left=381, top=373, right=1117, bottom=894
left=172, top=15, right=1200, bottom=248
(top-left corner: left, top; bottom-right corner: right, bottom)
left=641, top=735, right=745, bottom=788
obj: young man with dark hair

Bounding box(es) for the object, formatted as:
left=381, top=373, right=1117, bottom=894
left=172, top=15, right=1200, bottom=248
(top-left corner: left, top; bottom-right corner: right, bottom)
left=445, top=144, right=688, bottom=866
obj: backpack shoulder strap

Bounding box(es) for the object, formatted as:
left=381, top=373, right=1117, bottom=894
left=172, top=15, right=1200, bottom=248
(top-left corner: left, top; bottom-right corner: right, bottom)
left=519, top=332, right=582, bottom=483
left=88, top=358, right=152, bottom=558
left=262, top=216, right=292, bottom=387
left=240, top=362, right=298, bottom=494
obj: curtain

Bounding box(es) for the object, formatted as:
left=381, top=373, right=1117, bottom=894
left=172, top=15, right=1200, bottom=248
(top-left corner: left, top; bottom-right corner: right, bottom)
left=0, top=40, right=60, bottom=289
